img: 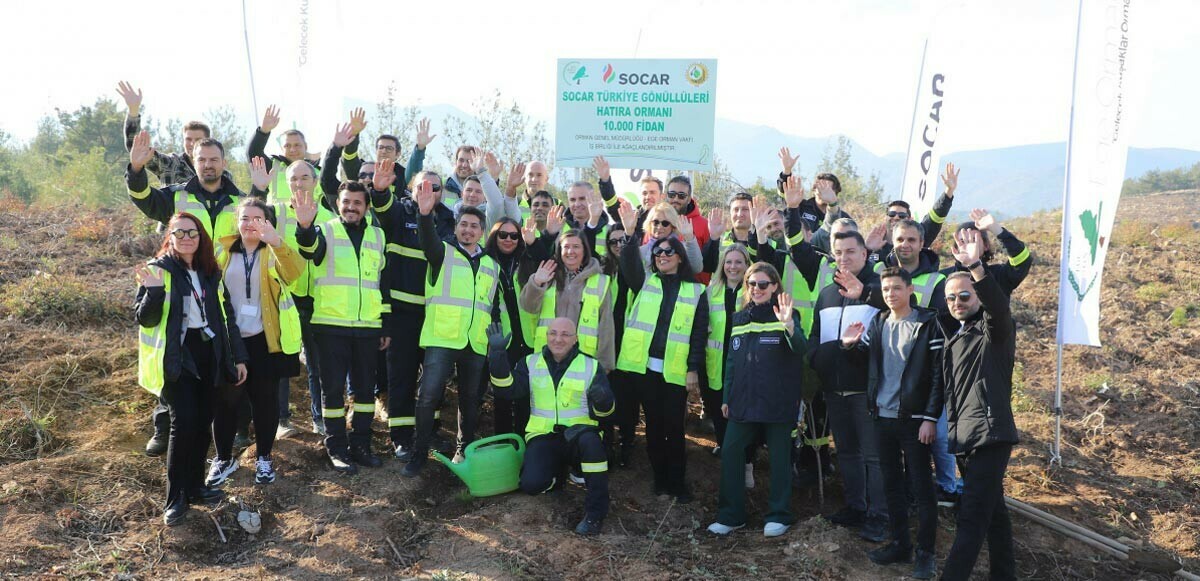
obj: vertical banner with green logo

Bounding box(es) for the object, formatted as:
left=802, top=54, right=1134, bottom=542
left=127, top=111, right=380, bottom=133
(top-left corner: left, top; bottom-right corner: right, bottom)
left=556, top=59, right=718, bottom=171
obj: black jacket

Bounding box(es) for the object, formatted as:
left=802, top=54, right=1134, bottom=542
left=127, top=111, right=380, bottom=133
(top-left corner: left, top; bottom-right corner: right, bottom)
left=807, top=266, right=885, bottom=393
left=372, top=188, right=455, bottom=314
left=127, top=165, right=251, bottom=227
left=618, top=238, right=708, bottom=374
left=853, top=307, right=945, bottom=420
left=939, top=228, right=1032, bottom=297
left=722, top=301, right=805, bottom=424
left=134, top=255, right=247, bottom=386
left=247, top=128, right=322, bottom=175
left=937, top=272, right=1018, bottom=455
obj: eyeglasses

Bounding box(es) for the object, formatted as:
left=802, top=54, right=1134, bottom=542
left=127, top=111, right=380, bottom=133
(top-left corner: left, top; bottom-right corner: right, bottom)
left=495, top=231, right=520, bottom=241
left=746, top=280, right=774, bottom=290
left=651, top=219, right=673, bottom=228
left=887, top=211, right=910, bottom=219
left=237, top=216, right=263, bottom=223
left=652, top=246, right=677, bottom=257
left=666, top=190, right=690, bottom=200
left=376, top=145, right=397, bottom=152
left=170, top=228, right=200, bottom=239
left=945, top=291, right=973, bottom=303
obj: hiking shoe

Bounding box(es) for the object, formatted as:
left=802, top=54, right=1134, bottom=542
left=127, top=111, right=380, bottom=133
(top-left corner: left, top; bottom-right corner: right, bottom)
left=912, top=549, right=937, bottom=579
left=276, top=420, right=299, bottom=440
left=574, top=516, right=603, bottom=536
left=859, top=515, right=889, bottom=543
left=254, top=457, right=276, bottom=484
left=824, top=506, right=866, bottom=528
left=205, top=457, right=239, bottom=487
left=145, top=433, right=168, bottom=457
left=329, top=452, right=358, bottom=475
left=744, top=463, right=755, bottom=489
left=351, top=446, right=383, bottom=468
left=707, top=522, right=744, bottom=536
left=868, top=541, right=913, bottom=565
left=401, top=455, right=426, bottom=478
left=937, top=488, right=961, bottom=508
left=763, top=522, right=790, bottom=537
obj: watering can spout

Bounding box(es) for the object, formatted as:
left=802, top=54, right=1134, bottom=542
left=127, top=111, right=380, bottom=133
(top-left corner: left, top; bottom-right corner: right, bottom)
left=435, top=451, right=470, bottom=479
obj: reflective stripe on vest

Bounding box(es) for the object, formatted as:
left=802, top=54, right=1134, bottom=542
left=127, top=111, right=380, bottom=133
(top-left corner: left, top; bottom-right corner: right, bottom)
left=525, top=352, right=599, bottom=440
left=719, top=232, right=757, bottom=259
left=912, top=272, right=946, bottom=309
left=704, top=283, right=728, bottom=390
left=419, top=245, right=498, bottom=355
left=137, top=266, right=171, bottom=395
left=310, top=219, right=385, bottom=328
left=530, top=273, right=609, bottom=357
left=173, top=190, right=237, bottom=260
left=783, top=255, right=836, bottom=339
left=275, top=201, right=335, bottom=298
left=616, top=276, right=703, bottom=386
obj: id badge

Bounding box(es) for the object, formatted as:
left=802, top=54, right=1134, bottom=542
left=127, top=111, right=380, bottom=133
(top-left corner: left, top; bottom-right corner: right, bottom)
left=240, top=304, right=260, bottom=317
left=201, top=327, right=217, bottom=341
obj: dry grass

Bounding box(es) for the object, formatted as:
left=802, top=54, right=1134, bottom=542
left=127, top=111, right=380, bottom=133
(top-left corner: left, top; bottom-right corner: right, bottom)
left=0, top=271, right=126, bottom=327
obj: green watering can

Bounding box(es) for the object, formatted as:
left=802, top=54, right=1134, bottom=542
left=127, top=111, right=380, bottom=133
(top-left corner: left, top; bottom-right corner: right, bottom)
left=433, top=433, right=526, bottom=497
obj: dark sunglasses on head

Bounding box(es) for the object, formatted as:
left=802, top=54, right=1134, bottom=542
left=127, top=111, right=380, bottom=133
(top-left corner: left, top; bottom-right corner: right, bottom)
left=666, top=190, right=690, bottom=200
left=652, top=246, right=677, bottom=257
left=495, top=231, right=520, bottom=241
left=651, top=219, right=673, bottom=228
left=170, top=228, right=200, bottom=239
left=746, top=279, right=774, bottom=290
left=945, top=291, right=973, bottom=303
left=887, top=211, right=910, bottom=219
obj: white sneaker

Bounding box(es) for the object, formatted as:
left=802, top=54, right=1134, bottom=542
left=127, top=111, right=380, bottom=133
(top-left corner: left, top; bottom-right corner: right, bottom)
left=205, top=457, right=239, bottom=487
left=568, top=472, right=586, bottom=485
left=707, top=522, right=744, bottom=535
left=254, top=457, right=276, bottom=484
left=744, top=463, right=755, bottom=489
left=312, top=420, right=327, bottom=436
left=276, top=420, right=299, bottom=440
left=764, top=522, right=790, bottom=537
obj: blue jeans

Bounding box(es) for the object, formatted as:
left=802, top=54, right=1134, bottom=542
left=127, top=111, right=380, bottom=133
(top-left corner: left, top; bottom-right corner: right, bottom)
left=294, top=301, right=323, bottom=426
left=825, top=392, right=887, bottom=519
left=934, top=409, right=964, bottom=494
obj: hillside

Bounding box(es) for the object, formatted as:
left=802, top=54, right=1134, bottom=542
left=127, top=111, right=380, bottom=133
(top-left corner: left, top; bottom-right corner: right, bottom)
left=0, top=193, right=1198, bottom=579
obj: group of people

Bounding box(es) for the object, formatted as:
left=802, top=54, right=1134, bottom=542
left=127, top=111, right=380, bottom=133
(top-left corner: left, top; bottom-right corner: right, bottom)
left=122, top=81, right=1031, bottom=579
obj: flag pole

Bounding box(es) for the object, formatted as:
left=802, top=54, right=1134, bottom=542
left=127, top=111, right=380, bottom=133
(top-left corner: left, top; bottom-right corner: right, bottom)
left=1052, top=0, right=1086, bottom=468
left=241, top=0, right=259, bottom=118
left=899, top=38, right=928, bottom=218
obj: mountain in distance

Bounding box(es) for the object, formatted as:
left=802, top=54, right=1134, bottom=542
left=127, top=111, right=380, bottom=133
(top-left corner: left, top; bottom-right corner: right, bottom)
left=714, top=117, right=1200, bottom=218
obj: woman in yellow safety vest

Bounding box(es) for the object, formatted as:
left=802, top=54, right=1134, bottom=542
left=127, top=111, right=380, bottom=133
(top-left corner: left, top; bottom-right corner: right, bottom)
left=135, top=212, right=247, bottom=526
left=616, top=232, right=709, bottom=503
left=205, top=198, right=306, bottom=488
left=483, top=216, right=548, bottom=436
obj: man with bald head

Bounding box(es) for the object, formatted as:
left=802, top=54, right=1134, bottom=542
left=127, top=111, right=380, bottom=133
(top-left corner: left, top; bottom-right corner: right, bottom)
left=486, top=317, right=616, bottom=536
left=504, top=160, right=551, bottom=220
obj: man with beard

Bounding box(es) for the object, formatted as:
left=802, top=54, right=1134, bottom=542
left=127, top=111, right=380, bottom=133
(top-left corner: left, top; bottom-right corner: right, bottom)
left=878, top=220, right=947, bottom=312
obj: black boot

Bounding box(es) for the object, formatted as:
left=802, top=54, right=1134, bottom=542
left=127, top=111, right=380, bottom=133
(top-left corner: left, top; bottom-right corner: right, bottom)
left=351, top=444, right=383, bottom=468
left=574, top=516, right=603, bottom=536
left=145, top=432, right=168, bottom=457
left=187, top=486, right=225, bottom=506
left=163, top=496, right=188, bottom=526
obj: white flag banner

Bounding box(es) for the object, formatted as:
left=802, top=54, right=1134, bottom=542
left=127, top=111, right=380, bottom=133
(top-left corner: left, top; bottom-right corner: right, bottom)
left=610, top=167, right=669, bottom=207
left=899, top=36, right=950, bottom=222
left=1057, top=0, right=1153, bottom=346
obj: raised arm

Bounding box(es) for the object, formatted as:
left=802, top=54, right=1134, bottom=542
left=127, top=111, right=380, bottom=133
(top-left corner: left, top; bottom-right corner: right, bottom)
left=248, top=105, right=280, bottom=168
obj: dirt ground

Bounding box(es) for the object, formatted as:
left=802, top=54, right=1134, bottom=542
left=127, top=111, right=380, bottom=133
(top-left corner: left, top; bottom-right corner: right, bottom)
left=1, top=192, right=1197, bottom=580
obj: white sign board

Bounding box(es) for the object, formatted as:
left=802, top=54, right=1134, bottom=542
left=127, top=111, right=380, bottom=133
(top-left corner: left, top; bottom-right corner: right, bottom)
left=556, top=59, right=718, bottom=171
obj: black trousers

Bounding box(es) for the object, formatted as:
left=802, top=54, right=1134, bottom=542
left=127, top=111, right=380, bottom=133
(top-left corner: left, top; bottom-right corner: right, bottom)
left=638, top=371, right=688, bottom=493
left=214, top=333, right=280, bottom=460
left=521, top=430, right=610, bottom=521
left=492, top=343, right=532, bottom=437
left=413, top=346, right=485, bottom=454
left=316, top=333, right=379, bottom=455
left=699, top=380, right=728, bottom=447
left=875, top=417, right=937, bottom=552
left=385, top=309, right=425, bottom=447
left=610, top=370, right=641, bottom=448
left=161, top=330, right=216, bottom=509
left=942, top=443, right=1015, bottom=581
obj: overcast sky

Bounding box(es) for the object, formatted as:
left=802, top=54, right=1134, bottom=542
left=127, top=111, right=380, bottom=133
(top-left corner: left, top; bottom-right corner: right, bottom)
left=2, top=0, right=1195, bottom=157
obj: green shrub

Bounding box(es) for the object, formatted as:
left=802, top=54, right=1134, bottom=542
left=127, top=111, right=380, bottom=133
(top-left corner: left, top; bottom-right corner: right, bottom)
left=1135, top=282, right=1171, bottom=303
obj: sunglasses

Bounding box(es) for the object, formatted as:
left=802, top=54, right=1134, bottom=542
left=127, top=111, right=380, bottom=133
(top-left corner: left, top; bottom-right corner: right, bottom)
left=652, top=246, right=677, bottom=257
left=666, top=191, right=690, bottom=200
left=945, top=291, right=973, bottom=303
left=608, top=237, right=624, bottom=246
left=651, top=219, right=673, bottom=228
left=429, top=183, right=443, bottom=192
left=170, top=228, right=200, bottom=239
left=495, top=231, right=520, bottom=241
left=887, top=211, right=910, bottom=219
left=358, top=172, right=374, bottom=180
left=746, top=280, right=774, bottom=290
